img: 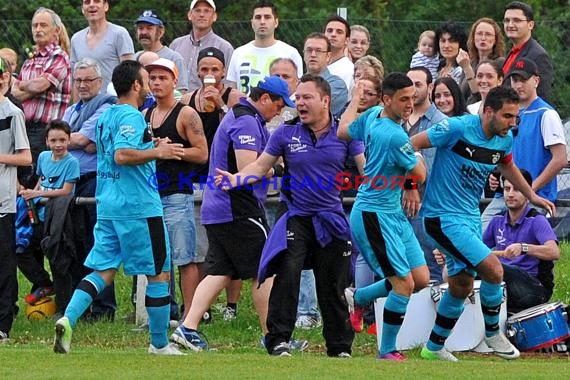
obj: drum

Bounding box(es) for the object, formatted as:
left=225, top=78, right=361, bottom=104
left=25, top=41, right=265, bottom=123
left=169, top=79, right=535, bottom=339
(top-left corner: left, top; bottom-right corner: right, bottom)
left=439, top=280, right=507, bottom=352
left=506, top=302, right=570, bottom=352
left=374, top=281, right=439, bottom=351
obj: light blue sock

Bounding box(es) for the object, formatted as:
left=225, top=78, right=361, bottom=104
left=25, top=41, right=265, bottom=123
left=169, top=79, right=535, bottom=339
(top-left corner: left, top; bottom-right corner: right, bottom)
left=355, top=279, right=391, bottom=306
left=480, top=281, right=503, bottom=338
left=146, top=281, right=170, bottom=349
left=426, top=291, right=465, bottom=351
left=380, top=291, right=409, bottom=355
left=65, top=272, right=106, bottom=329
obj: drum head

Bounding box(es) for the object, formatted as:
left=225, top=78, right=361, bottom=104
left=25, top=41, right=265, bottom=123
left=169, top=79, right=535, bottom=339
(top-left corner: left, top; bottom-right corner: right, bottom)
left=508, top=302, right=561, bottom=322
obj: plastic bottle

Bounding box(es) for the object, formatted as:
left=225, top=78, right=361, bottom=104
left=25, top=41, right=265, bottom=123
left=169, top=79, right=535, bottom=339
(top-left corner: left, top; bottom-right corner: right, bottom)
left=203, top=75, right=217, bottom=112
left=26, top=199, right=39, bottom=225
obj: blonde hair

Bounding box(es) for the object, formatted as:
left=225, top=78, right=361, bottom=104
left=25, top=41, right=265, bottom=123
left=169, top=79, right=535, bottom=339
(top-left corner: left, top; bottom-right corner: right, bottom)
left=417, top=30, right=435, bottom=50
left=0, top=48, right=18, bottom=72
left=354, top=55, right=385, bottom=80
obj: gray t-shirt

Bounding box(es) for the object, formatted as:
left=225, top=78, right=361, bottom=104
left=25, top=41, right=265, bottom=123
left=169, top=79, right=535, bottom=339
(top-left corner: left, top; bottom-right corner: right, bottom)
left=71, top=22, right=135, bottom=92
left=0, top=98, right=29, bottom=213
left=135, top=46, right=189, bottom=92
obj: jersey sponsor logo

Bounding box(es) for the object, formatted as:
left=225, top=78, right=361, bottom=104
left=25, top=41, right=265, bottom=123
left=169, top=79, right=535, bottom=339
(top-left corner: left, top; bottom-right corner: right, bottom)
left=119, top=124, right=136, bottom=138
left=288, top=135, right=308, bottom=153
left=286, top=230, right=295, bottom=240
left=399, top=141, right=414, bottom=155
left=459, top=164, right=487, bottom=191
left=238, top=135, right=256, bottom=145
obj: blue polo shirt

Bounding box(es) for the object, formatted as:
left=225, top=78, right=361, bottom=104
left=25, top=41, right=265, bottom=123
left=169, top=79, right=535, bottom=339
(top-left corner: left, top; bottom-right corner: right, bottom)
left=483, top=205, right=557, bottom=277
left=421, top=115, right=513, bottom=220
left=201, top=98, right=270, bottom=224
left=349, top=106, right=417, bottom=212
left=265, top=116, right=364, bottom=213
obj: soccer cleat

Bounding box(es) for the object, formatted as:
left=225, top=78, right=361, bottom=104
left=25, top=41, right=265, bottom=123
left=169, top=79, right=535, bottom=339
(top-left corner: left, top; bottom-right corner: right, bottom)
left=295, top=315, right=322, bottom=329
left=25, top=286, right=54, bottom=305
left=336, top=352, right=352, bottom=358
left=53, top=317, right=73, bottom=354
left=271, top=342, right=291, bottom=357
left=378, top=351, right=407, bottom=361
left=344, top=287, right=364, bottom=333
left=0, top=331, right=9, bottom=344
left=484, top=332, right=520, bottom=360
left=420, top=346, right=458, bottom=362
left=170, top=325, right=208, bottom=351
left=222, top=306, right=237, bottom=321
left=148, top=343, right=187, bottom=355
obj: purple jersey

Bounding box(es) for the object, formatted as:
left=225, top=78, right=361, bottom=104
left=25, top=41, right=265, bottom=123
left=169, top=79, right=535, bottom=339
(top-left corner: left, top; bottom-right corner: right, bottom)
left=483, top=205, right=558, bottom=277
left=265, top=118, right=364, bottom=213
left=201, top=98, right=270, bottom=225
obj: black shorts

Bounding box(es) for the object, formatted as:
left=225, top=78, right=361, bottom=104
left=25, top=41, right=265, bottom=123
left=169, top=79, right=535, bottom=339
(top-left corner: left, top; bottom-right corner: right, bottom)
left=204, top=217, right=268, bottom=280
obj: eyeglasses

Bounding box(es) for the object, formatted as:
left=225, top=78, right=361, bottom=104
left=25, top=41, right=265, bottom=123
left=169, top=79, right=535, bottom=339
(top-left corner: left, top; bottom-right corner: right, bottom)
left=503, top=18, right=528, bottom=24
left=475, top=32, right=495, bottom=38
left=303, top=48, right=329, bottom=55
left=74, top=77, right=100, bottom=84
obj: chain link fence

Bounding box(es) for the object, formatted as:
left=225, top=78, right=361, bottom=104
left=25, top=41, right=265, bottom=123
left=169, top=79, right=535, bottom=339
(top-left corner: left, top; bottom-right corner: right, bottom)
left=2, top=17, right=570, bottom=209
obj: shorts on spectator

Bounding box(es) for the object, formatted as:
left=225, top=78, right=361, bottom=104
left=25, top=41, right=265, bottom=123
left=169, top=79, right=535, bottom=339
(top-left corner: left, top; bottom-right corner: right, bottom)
left=204, top=217, right=268, bottom=280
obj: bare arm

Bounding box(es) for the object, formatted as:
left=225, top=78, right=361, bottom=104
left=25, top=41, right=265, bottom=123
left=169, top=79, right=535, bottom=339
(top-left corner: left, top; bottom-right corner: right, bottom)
left=216, top=151, right=278, bottom=188
left=498, top=160, right=555, bottom=216
left=69, top=132, right=91, bottom=149
left=532, top=143, right=567, bottom=192
left=12, top=77, right=52, bottom=101
left=119, top=53, right=134, bottom=62
left=0, top=149, right=32, bottom=166
left=338, top=82, right=363, bottom=141
left=503, top=240, right=560, bottom=261
left=115, top=139, right=184, bottom=166
left=180, top=107, right=208, bottom=164
left=410, top=131, right=433, bottom=151
left=20, top=182, right=75, bottom=200
left=353, top=153, right=365, bottom=176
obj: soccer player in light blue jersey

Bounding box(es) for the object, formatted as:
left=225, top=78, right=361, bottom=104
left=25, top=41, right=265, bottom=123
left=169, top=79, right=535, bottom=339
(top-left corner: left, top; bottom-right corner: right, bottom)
left=411, top=86, right=555, bottom=361
left=53, top=60, right=186, bottom=355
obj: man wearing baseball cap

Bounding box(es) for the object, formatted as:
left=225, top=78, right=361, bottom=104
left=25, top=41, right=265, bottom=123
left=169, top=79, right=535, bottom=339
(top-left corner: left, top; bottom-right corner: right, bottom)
left=483, top=58, right=567, bottom=229
left=170, top=75, right=294, bottom=351
left=170, top=0, right=234, bottom=91
left=145, top=57, right=208, bottom=326
left=135, top=10, right=189, bottom=93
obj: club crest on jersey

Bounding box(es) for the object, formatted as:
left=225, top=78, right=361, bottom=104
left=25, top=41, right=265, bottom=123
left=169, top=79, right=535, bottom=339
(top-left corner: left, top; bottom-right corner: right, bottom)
left=491, top=152, right=501, bottom=164
left=238, top=135, right=256, bottom=145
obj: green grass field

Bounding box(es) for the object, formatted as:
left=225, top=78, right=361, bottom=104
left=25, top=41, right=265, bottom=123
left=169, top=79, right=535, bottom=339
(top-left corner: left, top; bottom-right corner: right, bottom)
left=2, top=243, right=570, bottom=379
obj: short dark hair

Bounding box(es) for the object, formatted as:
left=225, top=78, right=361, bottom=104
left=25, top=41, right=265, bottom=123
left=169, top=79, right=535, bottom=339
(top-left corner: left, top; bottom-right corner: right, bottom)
left=46, top=119, right=71, bottom=136
left=408, top=66, right=433, bottom=85
left=476, top=59, right=504, bottom=80
left=435, top=22, right=468, bottom=56
left=299, top=74, right=331, bottom=98
left=382, top=72, right=414, bottom=97
left=253, top=0, right=278, bottom=18
left=112, top=60, right=144, bottom=97
left=484, top=86, right=520, bottom=112
left=505, top=1, right=534, bottom=21
left=250, top=86, right=282, bottom=103
left=304, top=32, right=331, bottom=52
left=501, top=168, right=533, bottom=189
left=432, top=77, right=467, bottom=117
left=324, top=15, right=351, bottom=38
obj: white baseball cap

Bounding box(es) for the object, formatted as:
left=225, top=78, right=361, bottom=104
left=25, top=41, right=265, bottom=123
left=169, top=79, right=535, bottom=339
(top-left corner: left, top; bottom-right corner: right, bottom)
left=190, top=0, right=216, bottom=11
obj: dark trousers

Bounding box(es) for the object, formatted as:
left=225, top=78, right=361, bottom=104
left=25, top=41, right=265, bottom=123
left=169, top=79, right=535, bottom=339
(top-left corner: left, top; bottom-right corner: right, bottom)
left=16, top=223, right=53, bottom=290
left=25, top=120, right=47, bottom=164
left=0, top=214, right=17, bottom=334
left=265, top=215, right=354, bottom=356
left=503, top=264, right=550, bottom=314
left=74, top=174, right=117, bottom=318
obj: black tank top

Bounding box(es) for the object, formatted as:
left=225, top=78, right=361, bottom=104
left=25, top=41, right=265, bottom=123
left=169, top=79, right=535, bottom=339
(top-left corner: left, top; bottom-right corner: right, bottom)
left=187, top=87, right=232, bottom=182
left=145, top=102, right=193, bottom=195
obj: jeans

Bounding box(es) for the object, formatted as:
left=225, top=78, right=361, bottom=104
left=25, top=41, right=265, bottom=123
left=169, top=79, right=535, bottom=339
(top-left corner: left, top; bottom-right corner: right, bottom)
left=410, top=216, right=442, bottom=283
left=481, top=196, right=507, bottom=233
left=297, top=269, right=320, bottom=318
left=502, top=264, right=550, bottom=314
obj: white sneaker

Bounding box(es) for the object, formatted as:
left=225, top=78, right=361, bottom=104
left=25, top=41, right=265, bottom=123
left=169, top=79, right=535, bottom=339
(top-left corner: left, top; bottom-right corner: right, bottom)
left=295, top=315, right=322, bottom=329
left=148, top=343, right=187, bottom=355
left=484, top=332, right=520, bottom=360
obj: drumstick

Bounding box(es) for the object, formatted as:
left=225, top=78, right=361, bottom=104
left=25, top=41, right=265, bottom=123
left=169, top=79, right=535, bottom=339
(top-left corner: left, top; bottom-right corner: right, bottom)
left=492, top=250, right=506, bottom=257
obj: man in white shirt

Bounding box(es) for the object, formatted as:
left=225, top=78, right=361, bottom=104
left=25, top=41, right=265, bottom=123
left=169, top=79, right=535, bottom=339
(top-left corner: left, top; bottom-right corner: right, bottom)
left=227, top=1, right=303, bottom=95
left=324, top=15, right=354, bottom=94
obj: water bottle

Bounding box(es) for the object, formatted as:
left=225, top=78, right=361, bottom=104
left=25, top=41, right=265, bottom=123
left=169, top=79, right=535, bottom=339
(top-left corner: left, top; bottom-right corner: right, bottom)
left=203, top=75, right=217, bottom=112
left=26, top=199, right=39, bottom=225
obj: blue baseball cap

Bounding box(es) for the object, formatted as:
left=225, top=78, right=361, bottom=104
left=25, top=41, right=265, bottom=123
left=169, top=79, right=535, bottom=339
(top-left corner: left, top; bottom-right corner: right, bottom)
left=136, top=10, right=164, bottom=27
left=257, top=76, right=296, bottom=108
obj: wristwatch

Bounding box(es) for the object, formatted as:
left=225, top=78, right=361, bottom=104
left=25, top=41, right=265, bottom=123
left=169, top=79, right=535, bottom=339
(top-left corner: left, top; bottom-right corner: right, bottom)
left=521, top=243, right=529, bottom=253
left=221, top=104, right=229, bottom=113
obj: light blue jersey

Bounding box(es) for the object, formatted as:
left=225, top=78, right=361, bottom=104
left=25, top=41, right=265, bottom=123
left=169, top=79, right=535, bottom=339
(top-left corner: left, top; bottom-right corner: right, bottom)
left=349, top=106, right=417, bottom=212
left=95, top=104, right=163, bottom=220
left=37, top=151, right=80, bottom=192
left=421, top=114, right=513, bottom=220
